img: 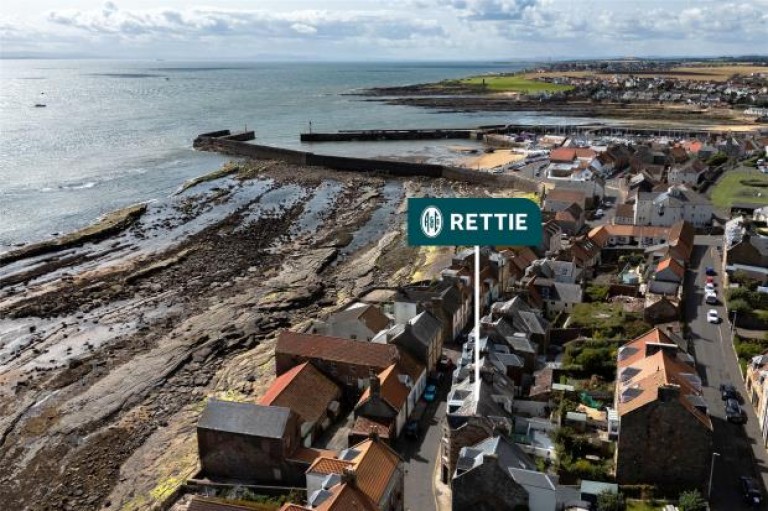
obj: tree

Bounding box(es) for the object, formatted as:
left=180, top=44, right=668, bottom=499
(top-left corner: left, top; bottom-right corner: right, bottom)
left=597, top=490, right=626, bottom=511
left=729, top=298, right=752, bottom=315
left=707, top=152, right=728, bottom=167
left=678, top=489, right=707, bottom=511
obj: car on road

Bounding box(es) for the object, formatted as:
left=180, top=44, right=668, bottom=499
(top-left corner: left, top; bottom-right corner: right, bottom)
left=720, top=383, right=741, bottom=402
left=705, top=291, right=718, bottom=305
left=726, top=398, right=747, bottom=424
left=404, top=419, right=420, bottom=440
left=423, top=384, right=437, bottom=402
left=706, top=267, right=717, bottom=276
left=741, top=476, right=763, bottom=506
left=707, top=309, right=721, bottom=324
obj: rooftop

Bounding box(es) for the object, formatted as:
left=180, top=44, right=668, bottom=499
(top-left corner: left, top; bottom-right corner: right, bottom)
left=198, top=400, right=291, bottom=439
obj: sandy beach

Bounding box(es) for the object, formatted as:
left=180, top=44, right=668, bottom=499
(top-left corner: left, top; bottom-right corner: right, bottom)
left=462, top=149, right=526, bottom=169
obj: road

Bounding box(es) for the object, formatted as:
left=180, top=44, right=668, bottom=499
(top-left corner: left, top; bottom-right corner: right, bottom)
left=686, top=235, right=768, bottom=509
left=396, top=377, right=448, bottom=511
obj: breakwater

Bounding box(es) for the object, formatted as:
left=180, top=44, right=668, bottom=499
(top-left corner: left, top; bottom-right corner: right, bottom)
left=193, top=130, right=540, bottom=192
left=300, top=128, right=477, bottom=142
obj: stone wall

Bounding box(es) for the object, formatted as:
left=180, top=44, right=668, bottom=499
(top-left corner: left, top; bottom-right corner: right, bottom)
left=452, top=458, right=529, bottom=511
left=615, top=391, right=712, bottom=491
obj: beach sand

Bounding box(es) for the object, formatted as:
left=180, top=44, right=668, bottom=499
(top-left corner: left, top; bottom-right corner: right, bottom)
left=462, top=149, right=525, bottom=169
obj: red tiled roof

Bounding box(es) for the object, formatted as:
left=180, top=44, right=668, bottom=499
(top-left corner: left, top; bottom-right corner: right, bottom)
left=289, top=446, right=336, bottom=465
left=656, top=257, right=685, bottom=280
left=357, top=364, right=409, bottom=412
left=308, top=457, right=354, bottom=475
left=189, top=497, right=269, bottom=511
left=276, top=332, right=400, bottom=372
left=315, top=483, right=378, bottom=511
left=350, top=416, right=392, bottom=439
left=550, top=147, right=577, bottom=162
left=259, top=362, right=341, bottom=425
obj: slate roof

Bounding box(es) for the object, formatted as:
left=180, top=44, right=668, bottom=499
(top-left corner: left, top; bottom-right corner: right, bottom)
left=491, top=295, right=549, bottom=336
left=259, top=362, right=340, bottom=426
left=327, top=303, right=390, bottom=334
left=393, top=310, right=443, bottom=352
left=276, top=331, right=400, bottom=370
left=198, top=399, right=291, bottom=439
left=455, top=435, right=537, bottom=477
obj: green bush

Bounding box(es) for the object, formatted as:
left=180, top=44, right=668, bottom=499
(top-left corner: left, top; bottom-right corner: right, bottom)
left=678, top=489, right=706, bottom=511
left=707, top=152, right=728, bottom=167
left=598, top=490, right=627, bottom=511
left=587, top=284, right=610, bottom=302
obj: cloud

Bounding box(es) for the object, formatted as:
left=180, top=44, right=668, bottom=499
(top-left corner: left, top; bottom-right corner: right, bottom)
left=447, top=0, right=538, bottom=21
left=44, top=3, right=445, bottom=42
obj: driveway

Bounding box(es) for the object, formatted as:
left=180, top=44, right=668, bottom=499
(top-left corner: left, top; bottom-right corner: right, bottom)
left=686, top=235, right=768, bottom=509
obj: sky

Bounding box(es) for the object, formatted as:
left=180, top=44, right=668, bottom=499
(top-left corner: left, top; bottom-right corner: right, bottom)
left=1, top=0, right=766, bottom=60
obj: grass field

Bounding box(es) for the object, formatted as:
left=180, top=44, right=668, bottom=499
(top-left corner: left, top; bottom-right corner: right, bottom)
left=459, top=74, right=573, bottom=93
left=524, top=64, right=766, bottom=83
left=711, top=168, right=768, bottom=209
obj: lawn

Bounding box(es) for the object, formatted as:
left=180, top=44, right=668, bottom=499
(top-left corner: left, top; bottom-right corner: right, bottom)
left=459, top=74, right=573, bottom=93
left=710, top=169, right=768, bottom=209
left=627, top=501, right=666, bottom=511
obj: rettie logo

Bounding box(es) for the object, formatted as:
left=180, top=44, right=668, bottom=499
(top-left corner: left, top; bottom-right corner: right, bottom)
left=420, top=206, right=443, bottom=238
left=407, top=197, right=542, bottom=247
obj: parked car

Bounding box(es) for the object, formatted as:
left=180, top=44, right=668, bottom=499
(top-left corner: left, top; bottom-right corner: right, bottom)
left=595, top=208, right=604, bottom=218
left=706, top=276, right=715, bottom=285
left=720, top=383, right=741, bottom=402
left=706, top=267, right=717, bottom=276
left=741, top=476, right=763, bottom=506
left=705, top=282, right=715, bottom=292
left=707, top=309, right=721, bottom=324
left=404, top=420, right=420, bottom=440
left=705, top=292, right=718, bottom=305
left=423, top=384, right=437, bottom=402
left=726, top=398, right=746, bottom=424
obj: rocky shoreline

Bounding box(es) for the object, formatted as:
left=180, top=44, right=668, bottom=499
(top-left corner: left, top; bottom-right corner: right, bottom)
left=0, top=159, right=510, bottom=511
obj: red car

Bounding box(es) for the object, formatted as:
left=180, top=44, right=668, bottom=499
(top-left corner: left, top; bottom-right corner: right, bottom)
left=706, top=276, right=714, bottom=284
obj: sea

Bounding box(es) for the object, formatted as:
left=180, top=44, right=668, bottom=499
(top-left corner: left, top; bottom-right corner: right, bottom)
left=0, top=60, right=598, bottom=246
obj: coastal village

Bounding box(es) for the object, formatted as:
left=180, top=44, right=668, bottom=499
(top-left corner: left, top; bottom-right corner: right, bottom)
left=2, top=60, right=768, bottom=511
left=159, top=125, right=768, bottom=511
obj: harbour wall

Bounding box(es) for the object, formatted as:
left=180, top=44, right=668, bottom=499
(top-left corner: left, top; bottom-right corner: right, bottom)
left=194, top=130, right=539, bottom=192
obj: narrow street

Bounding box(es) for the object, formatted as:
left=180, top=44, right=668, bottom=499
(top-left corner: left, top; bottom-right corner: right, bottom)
left=396, top=377, right=449, bottom=511
left=686, top=235, right=768, bottom=509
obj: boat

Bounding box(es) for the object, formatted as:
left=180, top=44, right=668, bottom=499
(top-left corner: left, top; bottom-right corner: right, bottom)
left=34, top=103, right=46, bottom=108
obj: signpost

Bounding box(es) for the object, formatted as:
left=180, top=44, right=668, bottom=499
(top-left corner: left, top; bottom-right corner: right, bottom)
left=407, top=198, right=542, bottom=402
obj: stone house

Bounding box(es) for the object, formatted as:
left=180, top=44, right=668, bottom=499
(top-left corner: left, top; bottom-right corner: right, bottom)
left=394, top=279, right=470, bottom=344
left=352, top=365, right=410, bottom=443
left=259, top=362, right=342, bottom=446
left=745, top=352, right=768, bottom=450
left=197, top=400, right=308, bottom=485
left=543, top=189, right=587, bottom=213
left=554, top=203, right=585, bottom=236
left=614, top=329, right=713, bottom=490
left=309, top=303, right=390, bottom=342
left=634, top=185, right=713, bottom=228
left=275, top=331, right=403, bottom=403
left=452, top=435, right=559, bottom=511
left=302, top=436, right=405, bottom=511
left=487, top=295, right=551, bottom=354
left=378, top=310, right=443, bottom=373
left=648, top=257, right=684, bottom=295
left=613, top=203, right=635, bottom=225
left=667, top=158, right=706, bottom=186
left=539, top=220, right=563, bottom=257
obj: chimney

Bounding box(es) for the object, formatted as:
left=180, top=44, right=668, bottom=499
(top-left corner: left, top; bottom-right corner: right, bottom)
left=369, top=374, right=381, bottom=398
left=657, top=384, right=680, bottom=402
left=341, top=467, right=357, bottom=486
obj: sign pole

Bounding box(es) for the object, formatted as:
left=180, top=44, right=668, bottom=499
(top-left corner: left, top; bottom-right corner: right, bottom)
left=474, top=245, right=481, bottom=402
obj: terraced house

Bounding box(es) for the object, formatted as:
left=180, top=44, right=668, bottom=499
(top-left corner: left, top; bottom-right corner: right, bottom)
left=613, top=328, right=713, bottom=490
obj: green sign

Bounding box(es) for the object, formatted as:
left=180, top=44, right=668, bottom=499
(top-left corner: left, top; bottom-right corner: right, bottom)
left=407, top=197, right=541, bottom=247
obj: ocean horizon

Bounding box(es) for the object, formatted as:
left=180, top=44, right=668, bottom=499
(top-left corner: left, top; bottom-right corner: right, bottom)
left=0, top=59, right=595, bottom=246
